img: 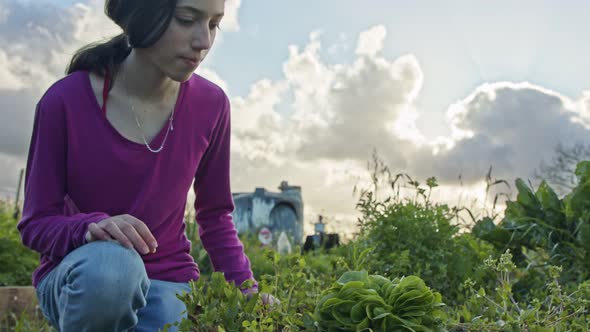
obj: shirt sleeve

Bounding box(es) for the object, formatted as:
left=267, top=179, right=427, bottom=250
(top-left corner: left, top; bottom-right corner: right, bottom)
left=17, top=91, right=111, bottom=261
left=193, top=91, right=258, bottom=293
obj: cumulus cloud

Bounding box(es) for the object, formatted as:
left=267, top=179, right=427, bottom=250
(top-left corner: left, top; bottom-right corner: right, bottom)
left=573, top=90, right=590, bottom=128
left=231, top=27, right=424, bottom=168
left=0, top=0, right=119, bottom=194
left=195, top=67, right=230, bottom=93
left=231, top=79, right=292, bottom=165
left=0, top=0, right=238, bottom=201
left=0, top=152, right=25, bottom=198
left=1, top=4, right=589, bottom=236
left=355, top=25, right=386, bottom=57
left=222, top=0, right=242, bottom=32
left=0, top=4, right=9, bottom=24
left=0, top=0, right=118, bottom=91
left=235, top=26, right=590, bottom=181
left=228, top=25, right=590, bottom=232
left=416, top=83, right=590, bottom=183
left=231, top=25, right=426, bottom=171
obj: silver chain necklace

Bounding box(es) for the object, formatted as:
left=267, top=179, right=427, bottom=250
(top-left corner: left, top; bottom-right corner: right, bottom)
left=124, top=75, right=178, bottom=153
left=132, top=104, right=174, bottom=153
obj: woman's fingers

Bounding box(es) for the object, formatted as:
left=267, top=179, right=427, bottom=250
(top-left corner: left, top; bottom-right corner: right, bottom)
left=86, top=215, right=158, bottom=255
left=122, top=214, right=158, bottom=253
left=260, top=293, right=281, bottom=307
left=119, top=222, right=151, bottom=254
left=102, top=220, right=134, bottom=249
left=87, top=222, right=113, bottom=242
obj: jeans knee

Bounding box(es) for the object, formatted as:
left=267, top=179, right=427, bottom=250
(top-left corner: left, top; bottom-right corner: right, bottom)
left=87, top=240, right=146, bottom=278
left=71, top=241, right=149, bottom=307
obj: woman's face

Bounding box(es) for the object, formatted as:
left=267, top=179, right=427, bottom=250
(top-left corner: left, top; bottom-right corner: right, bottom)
left=140, top=0, right=225, bottom=82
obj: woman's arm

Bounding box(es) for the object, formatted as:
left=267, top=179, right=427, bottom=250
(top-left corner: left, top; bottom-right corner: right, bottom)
left=193, top=91, right=258, bottom=292
left=17, top=91, right=111, bottom=260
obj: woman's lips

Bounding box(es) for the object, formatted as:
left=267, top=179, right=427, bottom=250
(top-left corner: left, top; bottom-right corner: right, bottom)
left=180, top=56, right=199, bottom=67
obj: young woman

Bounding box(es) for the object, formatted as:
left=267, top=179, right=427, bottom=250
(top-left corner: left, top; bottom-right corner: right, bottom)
left=17, top=0, right=277, bottom=330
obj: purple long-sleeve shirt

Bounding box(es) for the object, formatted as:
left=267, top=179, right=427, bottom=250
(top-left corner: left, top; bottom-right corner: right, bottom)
left=17, top=70, right=257, bottom=291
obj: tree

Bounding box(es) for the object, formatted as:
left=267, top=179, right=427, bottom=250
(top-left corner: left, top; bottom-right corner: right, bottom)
left=534, top=141, right=590, bottom=196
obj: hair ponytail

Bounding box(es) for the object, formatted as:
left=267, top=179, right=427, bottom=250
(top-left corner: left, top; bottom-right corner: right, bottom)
left=65, top=0, right=177, bottom=87
left=66, top=33, right=131, bottom=81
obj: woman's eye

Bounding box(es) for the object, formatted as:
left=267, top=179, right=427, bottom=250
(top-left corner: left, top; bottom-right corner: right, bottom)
left=176, top=16, right=220, bottom=31
left=175, top=17, right=194, bottom=25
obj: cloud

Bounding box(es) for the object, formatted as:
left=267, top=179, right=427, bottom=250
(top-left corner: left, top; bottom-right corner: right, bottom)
left=1, top=4, right=589, bottom=237
left=0, top=4, right=9, bottom=24
left=227, top=25, right=590, bottom=233
left=223, top=0, right=241, bottom=32
left=0, top=152, right=25, bottom=198
left=0, top=89, right=37, bottom=157
left=355, top=25, right=386, bottom=57
left=0, top=0, right=239, bottom=202
left=0, top=0, right=115, bottom=203
left=231, top=79, right=291, bottom=165
left=573, top=90, right=590, bottom=128
left=235, top=27, right=590, bottom=183
left=418, top=82, right=590, bottom=183
left=231, top=26, right=425, bottom=169
left=195, top=67, right=230, bottom=93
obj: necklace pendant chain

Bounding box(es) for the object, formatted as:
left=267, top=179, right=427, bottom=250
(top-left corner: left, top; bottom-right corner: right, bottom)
left=126, top=76, right=178, bottom=153
left=132, top=103, right=175, bottom=153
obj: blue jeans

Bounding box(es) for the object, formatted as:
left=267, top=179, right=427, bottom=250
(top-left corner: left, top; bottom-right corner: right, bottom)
left=35, top=240, right=192, bottom=332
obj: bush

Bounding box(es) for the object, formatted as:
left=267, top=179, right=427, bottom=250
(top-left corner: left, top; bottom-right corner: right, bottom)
left=0, top=205, right=39, bottom=286
left=474, top=161, right=590, bottom=299
left=355, top=190, right=497, bottom=305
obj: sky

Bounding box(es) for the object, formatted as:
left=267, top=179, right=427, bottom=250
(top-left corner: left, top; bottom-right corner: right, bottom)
left=1, top=0, right=589, bottom=236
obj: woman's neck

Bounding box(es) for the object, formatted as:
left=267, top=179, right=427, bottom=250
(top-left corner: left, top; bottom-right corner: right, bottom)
left=117, top=50, right=179, bottom=105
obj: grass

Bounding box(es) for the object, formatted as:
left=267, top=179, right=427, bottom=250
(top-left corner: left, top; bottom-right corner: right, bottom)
left=0, top=310, right=55, bottom=332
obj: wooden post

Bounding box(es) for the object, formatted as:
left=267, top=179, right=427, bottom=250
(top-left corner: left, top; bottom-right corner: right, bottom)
left=13, top=168, right=24, bottom=221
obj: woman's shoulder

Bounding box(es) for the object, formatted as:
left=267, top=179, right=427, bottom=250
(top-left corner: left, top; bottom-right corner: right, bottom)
left=38, top=71, right=90, bottom=107
left=184, top=72, right=229, bottom=108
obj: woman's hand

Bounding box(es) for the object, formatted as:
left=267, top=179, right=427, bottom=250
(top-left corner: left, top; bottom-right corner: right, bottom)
left=260, top=293, right=280, bottom=307
left=245, top=290, right=281, bottom=308
left=84, top=214, right=158, bottom=255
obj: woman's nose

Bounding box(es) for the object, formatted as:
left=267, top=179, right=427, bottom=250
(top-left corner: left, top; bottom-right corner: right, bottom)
left=191, top=24, right=212, bottom=51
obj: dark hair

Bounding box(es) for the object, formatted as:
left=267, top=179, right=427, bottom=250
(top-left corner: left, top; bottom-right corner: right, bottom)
left=66, top=0, right=177, bottom=88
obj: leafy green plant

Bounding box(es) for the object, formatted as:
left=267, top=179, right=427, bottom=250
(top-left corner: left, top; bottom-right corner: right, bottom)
left=0, top=205, right=39, bottom=286
left=473, top=161, right=590, bottom=287
left=5, top=161, right=590, bottom=331
left=172, top=246, right=328, bottom=331
left=314, top=270, right=444, bottom=331
left=449, top=250, right=589, bottom=331
left=355, top=183, right=496, bottom=305
left=163, top=272, right=261, bottom=332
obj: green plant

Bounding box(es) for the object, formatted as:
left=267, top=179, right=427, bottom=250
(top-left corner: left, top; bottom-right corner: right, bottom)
left=0, top=206, right=39, bottom=286
left=0, top=310, right=55, bottom=332
left=172, top=247, right=327, bottom=331
left=450, top=250, right=589, bottom=331
left=163, top=272, right=262, bottom=332
left=314, top=270, right=444, bottom=331
left=355, top=184, right=496, bottom=305
left=474, top=161, right=590, bottom=288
